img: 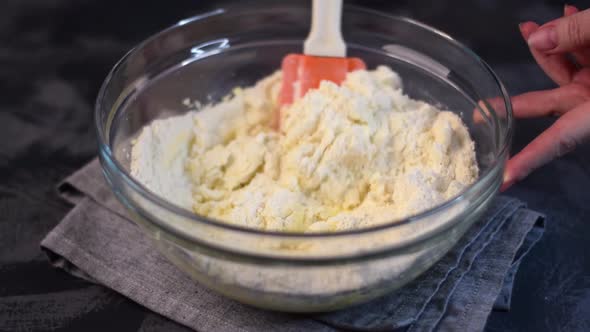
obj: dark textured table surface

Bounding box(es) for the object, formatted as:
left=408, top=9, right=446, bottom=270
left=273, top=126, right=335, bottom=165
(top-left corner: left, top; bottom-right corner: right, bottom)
left=2, top=0, right=590, bottom=331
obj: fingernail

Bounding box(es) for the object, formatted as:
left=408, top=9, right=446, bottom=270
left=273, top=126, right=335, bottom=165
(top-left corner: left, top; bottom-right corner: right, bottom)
left=518, top=22, right=531, bottom=39
left=527, top=27, right=558, bottom=51
left=564, top=4, right=579, bottom=15
left=500, top=171, right=514, bottom=192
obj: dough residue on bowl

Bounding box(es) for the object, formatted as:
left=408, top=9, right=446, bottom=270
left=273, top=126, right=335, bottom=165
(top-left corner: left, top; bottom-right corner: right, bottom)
left=131, top=66, right=478, bottom=232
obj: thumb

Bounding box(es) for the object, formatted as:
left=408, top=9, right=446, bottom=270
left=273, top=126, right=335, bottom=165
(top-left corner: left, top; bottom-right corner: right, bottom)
left=528, top=8, right=590, bottom=52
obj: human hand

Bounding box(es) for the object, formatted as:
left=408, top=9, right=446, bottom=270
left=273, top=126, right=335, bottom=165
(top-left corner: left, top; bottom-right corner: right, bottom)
left=502, top=5, right=590, bottom=191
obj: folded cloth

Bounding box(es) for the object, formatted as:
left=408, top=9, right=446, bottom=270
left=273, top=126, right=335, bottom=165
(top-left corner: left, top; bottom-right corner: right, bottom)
left=41, top=159, right=545, bottom=332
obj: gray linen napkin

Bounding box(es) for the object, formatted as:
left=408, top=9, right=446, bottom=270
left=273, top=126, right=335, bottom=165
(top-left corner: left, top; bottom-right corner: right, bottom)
left=41, top=159, right=544, bottom=332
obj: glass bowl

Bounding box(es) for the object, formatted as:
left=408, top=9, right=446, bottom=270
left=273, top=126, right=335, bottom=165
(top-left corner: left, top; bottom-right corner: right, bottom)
left=96, top=2, right=512, bottom=312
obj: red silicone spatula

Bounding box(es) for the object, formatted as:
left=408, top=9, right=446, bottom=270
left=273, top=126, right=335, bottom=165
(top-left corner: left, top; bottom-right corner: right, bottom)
left=279, top=0, right=366, bottom=108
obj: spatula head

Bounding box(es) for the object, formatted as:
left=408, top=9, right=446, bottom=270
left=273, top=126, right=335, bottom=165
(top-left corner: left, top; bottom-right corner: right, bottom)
left=279, top=54, right=366, bottom=106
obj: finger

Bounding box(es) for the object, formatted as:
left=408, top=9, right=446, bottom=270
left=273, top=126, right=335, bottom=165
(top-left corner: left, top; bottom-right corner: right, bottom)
left=502, top=100, right=590, bottom=189
left=528, top=8, right=590, bottom=54
left=473, top=83, right=589, bottom=124
left=511, top=83, right=590, bottom=118
left=520, top=21, right=576, bottom=86
left=573, top=67, right=590, bottom=85
left=564, top=5, right=590, bottom=66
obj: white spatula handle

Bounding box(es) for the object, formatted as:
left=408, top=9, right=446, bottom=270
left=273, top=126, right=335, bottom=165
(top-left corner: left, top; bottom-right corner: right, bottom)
left=304, top=0, right=346, bottom=57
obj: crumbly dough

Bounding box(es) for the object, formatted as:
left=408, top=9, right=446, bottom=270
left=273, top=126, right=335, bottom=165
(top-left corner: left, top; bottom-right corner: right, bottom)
left=131, top=66, right=478, bottom=232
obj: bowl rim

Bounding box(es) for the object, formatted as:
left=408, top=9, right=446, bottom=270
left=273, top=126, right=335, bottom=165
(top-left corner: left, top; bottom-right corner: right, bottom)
left=95, top=3, right=513, bottom=240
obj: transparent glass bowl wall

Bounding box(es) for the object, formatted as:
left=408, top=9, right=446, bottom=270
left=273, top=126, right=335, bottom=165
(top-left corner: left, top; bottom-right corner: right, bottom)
left=96, top=3, right=512, bottom=312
